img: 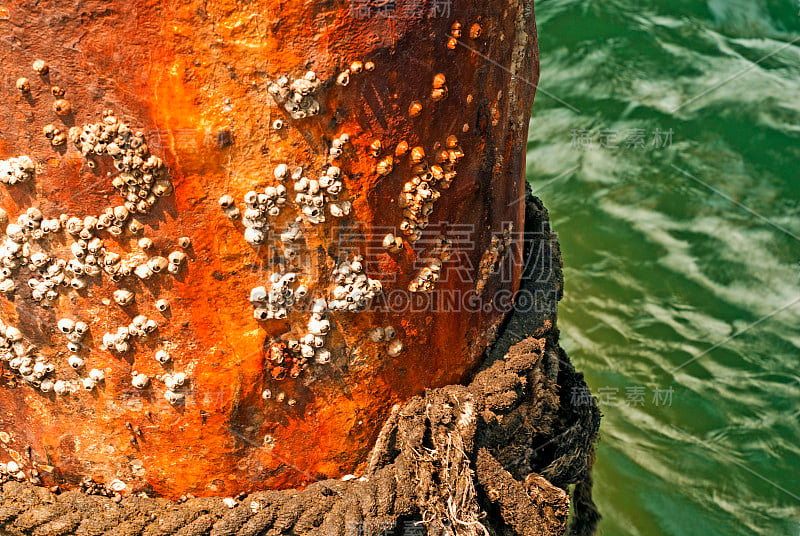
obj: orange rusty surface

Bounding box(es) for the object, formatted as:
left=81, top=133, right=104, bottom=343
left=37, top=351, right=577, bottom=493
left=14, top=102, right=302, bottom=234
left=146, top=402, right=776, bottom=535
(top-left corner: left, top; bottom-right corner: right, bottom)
left=0, top=0, right=538, bottom=498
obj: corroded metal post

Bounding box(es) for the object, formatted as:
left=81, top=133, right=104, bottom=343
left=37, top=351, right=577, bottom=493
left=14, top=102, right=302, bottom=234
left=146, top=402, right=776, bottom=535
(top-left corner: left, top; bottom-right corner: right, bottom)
left=0, top=0, right=538, bottom=498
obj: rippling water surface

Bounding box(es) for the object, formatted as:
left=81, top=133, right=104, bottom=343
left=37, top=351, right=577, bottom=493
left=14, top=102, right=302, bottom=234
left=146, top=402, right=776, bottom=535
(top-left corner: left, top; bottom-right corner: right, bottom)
left=526, top=1, right=800, bottom=534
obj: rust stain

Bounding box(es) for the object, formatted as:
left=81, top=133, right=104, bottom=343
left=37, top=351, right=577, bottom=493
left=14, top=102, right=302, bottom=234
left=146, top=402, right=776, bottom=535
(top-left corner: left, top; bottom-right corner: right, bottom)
left=0, top=0, right=538, bottom=498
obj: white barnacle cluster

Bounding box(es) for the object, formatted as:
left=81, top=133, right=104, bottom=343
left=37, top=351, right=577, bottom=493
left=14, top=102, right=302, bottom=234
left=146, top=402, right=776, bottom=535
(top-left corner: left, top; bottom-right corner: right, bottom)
left=218, top=194, right=239, bottom=220
left=328, top=133, right=350, bottom=159
left=369, top=325, right=403, bottom=356
left=0, top=99, right=188, bottom=398
left=267, top=71, right=321, bottom=120
left=319, top=165, right=351, bottom=218
left=43, top=124, right=67, bottom=147
left=295, top=298, right=332, bottom=365
left=0, top=113, right=179, bottom=302
left=224, top=162, right=353, bottom=250
left=59, top=227, right=121, bottom=287
left=398, top=136, right=464, bottom=243
left=0, top=315, right=110, bottom=394
left=71, top=111, right=172, bottom=215
left=0, top=156, right=35, bottom=185
left=409, top=236, right=453, bottom=293
left=162, top=372, right=187, bottom=405
left=292, top=164, right=351, bottom=223
left=0, top=460, right=27, bottom=482
left=0, top=321, right=54, bottom=388
left=168, top=250, right=187, bottom=274
left=80, top=367, right=105, bottom=392
left=259, top=299, right=334, bottom=375
left=251, top=255, right=382, bottom=376
left=0, top=210, right=73, bottom=298
left=249, top=271, right=306, bottom=321
left=131, top=350, right=182, bottom=403
left=328, top=255, right=383, bottom=312
left=476, top=225, right=513, bottom=294
left=132, top=250, right=186, bottom=280
left=56, top=318, right=88, bottom=353
left=240, top=183, right=288, bottom=245
left=0, top=213, right=184, bottom=303
left=0, top=319, right=106, bottom=395
left=101, top=314, right=158, bottom=354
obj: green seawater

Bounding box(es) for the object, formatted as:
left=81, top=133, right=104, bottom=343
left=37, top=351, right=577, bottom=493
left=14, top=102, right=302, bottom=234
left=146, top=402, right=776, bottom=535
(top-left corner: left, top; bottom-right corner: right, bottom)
left=526, top=1, right=800, bottom=534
